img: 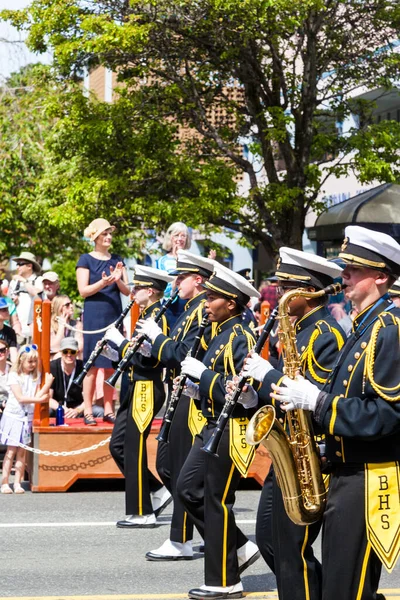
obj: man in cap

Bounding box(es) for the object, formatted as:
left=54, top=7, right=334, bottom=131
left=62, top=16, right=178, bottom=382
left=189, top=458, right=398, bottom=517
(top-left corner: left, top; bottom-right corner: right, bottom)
left=135, top=250, right=215, bottom=560
left=41, top=271, right=60, bottom=301
left=271, top=226, right=400, bottom=600
left=49, top=337, right=95, bottom=419
left=241, top=248, right=346, bottom=600
left=174, top=264, right=261, bottom=599
left=105, top=265, right=173, bottom=528
left=9, top=251, right=42, bottom=341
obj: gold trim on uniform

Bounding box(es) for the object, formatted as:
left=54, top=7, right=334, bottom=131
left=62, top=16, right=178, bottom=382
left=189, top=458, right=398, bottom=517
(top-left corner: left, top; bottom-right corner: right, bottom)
left=365, top=462, right=400, bottom=573
left=276, top=271, right=311, bottom=281
left=339, top=252, right=386, bottom=269
left=229, top=417, right=255, bottom=477
left=132, top=380, right=154, bottom=433
left=188, top=399, right=206, bottom=438
left=206, top=281, right=238, bottom=298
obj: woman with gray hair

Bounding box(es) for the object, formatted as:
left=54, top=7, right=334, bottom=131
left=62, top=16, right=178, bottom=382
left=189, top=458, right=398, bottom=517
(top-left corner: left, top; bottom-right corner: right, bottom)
left=156, top=222, right=192, bottom=326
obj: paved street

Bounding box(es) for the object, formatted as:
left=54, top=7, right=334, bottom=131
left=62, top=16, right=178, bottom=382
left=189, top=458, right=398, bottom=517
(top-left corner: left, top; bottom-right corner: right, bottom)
left=0, top=485, right=399, bottom=599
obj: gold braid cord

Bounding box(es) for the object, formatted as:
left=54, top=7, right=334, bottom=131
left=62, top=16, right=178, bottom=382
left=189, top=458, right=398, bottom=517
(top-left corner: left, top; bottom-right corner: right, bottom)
left=365, top=313, right=400, bottom=402
left=223, top=325, right=255, bottom=378
left=305, top=325, right=345, bottom=385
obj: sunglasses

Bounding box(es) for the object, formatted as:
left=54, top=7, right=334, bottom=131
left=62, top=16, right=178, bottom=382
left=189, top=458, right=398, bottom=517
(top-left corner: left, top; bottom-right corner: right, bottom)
left=62, top=349, right=77, bottom=356
left=21, top=344, right=38, bottom=354
left=0, top=347, right=8, bottom=354
left=16, top=262, right=31, bottom=267
left=63, top=302, right=72, bottom=308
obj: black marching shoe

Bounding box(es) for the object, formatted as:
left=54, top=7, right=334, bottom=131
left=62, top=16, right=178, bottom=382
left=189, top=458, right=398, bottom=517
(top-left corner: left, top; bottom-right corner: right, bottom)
left=116, top=514, right=156, bottom=528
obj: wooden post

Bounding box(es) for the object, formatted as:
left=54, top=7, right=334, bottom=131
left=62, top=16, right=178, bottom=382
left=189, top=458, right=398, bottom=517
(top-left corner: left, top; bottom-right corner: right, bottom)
left=260, top=301, right=271, bottom=360
left=32, top=297, right=50, bottom=426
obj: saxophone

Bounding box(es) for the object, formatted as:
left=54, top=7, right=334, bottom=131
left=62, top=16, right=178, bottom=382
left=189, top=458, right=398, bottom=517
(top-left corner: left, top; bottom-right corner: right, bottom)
left=245, top=282, right=343, bottom=526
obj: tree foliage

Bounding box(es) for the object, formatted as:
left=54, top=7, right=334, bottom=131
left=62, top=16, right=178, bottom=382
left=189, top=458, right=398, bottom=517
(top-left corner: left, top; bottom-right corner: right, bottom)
left=2, top=0, right=400, bottom=254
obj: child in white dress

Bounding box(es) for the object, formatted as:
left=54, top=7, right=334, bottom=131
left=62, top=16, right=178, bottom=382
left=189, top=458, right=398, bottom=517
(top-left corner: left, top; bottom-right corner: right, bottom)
left=0, top=345, right=53, bottom=494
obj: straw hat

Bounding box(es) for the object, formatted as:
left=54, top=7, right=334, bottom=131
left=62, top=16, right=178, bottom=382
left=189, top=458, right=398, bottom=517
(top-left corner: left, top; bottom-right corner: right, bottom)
left=13, top=251, right=42, bottom=274
left=84, top=218, right=115, bottom=242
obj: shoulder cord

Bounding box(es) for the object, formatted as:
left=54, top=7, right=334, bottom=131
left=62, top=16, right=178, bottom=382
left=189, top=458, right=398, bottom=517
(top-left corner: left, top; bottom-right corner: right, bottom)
left=223, top=326, right=255, bottom=377
left=305, top=325, right=345, bottom=384
left=364, top=313, right=400, bottom=401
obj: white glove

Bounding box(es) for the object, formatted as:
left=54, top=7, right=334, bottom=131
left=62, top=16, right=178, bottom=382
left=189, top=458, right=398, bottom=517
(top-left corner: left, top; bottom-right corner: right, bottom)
left=173, top=376, right=200, bottom=400
left=136, top=318, right=162, bottom=343
left=242, top=352, right=273, bottom=382
left=181, top=357, right=207, bottom=380
left=100, top=343, right=119, bottom=362
left=237, top=385, right=258, bottom=409
left=136, top=339, right=152, bottom=357
left=270, top=375, right=320, bottom=412
left=104, top=326, right=126, bottom=347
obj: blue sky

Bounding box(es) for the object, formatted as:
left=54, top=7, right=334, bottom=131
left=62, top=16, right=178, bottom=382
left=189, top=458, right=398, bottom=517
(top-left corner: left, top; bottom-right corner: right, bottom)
left=0, top=0, right=51, bottom=81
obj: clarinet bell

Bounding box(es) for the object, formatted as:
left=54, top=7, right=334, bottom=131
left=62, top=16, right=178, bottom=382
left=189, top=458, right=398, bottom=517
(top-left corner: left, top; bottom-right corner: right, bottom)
left=105, top=370, right=120, bottom=388
left=73, top=370, right=86, bottom=387
left=201, top=431, right=220, bottom=457
left=156, top=421, right=170, bottom=444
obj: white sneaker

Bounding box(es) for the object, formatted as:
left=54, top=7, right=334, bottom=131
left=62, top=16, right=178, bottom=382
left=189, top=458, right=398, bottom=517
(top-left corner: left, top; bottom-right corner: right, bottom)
left=237, top=540, right=260, bottom=574
left=151, top=486, right=173, bottom=517
left=188, top=582, right=243, bottom=598
left=146, top=538, right=193, bottom=561
left=116, top=513, right=156, bottom=528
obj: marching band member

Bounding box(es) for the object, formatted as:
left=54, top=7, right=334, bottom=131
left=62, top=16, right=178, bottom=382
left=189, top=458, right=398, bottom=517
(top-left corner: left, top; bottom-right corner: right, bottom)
left=271, top=226, right=400, bottom=600
left=176, top=264, right=260, bottom=600
left=136, top=250, right=215, bottom=561
left=105, top=266, right=173, bottom=527
left=242, top=249, right=346, bottom=600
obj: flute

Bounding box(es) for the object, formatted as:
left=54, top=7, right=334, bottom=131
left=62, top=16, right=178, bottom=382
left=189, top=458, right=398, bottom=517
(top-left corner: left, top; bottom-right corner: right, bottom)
left=105, top=287, right=179, bottom=388
left=157, top=315, right=209, bottom=444
left=73, top=298, right=136, bottom=387
left=201, top=306, right=279, bottom=457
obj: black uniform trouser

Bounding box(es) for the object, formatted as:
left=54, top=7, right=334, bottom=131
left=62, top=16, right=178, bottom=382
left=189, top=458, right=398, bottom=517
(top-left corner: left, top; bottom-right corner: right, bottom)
left=155, top=394, right=195, bottom=543
left=109, top=374, right=132, bottom=474
left=256, top=467, right=322, bottom=600
left=123, top=380, right=165, bottom=515
left=177, top=421, right=248, bottom=587
left=322, top=465, right=384, bottom=600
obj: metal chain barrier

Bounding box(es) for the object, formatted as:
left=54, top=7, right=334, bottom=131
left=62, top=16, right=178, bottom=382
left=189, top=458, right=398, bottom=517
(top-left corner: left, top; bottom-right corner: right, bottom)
left=0, top=430, right=111, bottom=457
left=56, top=316, right=119, bottom=335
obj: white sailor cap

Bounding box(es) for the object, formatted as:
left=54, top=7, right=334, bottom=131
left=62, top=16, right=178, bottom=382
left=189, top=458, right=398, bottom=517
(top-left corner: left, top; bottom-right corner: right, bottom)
left=132, top=265, right=174, bottom=291
left=276, top=247, right=343, bottom=289
left=339, top=226, right=400, bottom=276
left=389, top=277, right=400, bottom=296
left=205, top=263, right=260, bottom=306
left=170, top=250, right=215, bottom=278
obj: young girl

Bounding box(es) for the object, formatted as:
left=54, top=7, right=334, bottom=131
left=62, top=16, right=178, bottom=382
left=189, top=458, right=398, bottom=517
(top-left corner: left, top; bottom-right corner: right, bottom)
left=0, top=345, right=54, bottom=494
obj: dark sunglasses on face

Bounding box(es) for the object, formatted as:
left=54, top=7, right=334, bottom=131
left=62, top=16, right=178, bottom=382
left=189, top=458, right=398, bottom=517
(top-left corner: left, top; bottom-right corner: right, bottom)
left=16, top=262, right=30, bottom=267
left=0, top=347, right=8, bottom=354
left=62, top=349, right=77, bottom=356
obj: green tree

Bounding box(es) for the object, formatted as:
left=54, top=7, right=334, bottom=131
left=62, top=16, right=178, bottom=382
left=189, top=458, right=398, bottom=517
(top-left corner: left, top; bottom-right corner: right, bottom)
left=3, top=0, right=400, bottom=254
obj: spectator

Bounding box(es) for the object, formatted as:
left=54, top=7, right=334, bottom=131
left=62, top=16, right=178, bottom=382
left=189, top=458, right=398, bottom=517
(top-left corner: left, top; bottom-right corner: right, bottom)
left=0, top=282, right=22, bottom=336
left=9, top=251, right=42, bottom=341
left=0, top=298, right=17, bottom=363
left=76, top=218, right=130, bottom=426
left=50, top=295, right=83, bottom=359
left=49, top=337, right=103, bottom=420
left=0, top=340, right=11, bottom=419
left=0, top=345, right=53, bottom=494
left=156, top=222, right=192, bottom=326
left=41, top=271, right=60, bottom=301
left=389, top=277, right=400, bottom=307
left=260, top=275, right=278, bottom=310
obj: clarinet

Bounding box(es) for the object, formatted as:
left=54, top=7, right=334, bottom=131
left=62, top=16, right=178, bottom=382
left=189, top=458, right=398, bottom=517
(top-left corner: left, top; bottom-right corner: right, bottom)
left=157, top=315, right=209, bottom=443
left=73, top=298, right=136, bottom=387
left=202, top=306, right=279, bottom=457
left=105, top=287, right=179, bottom=388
